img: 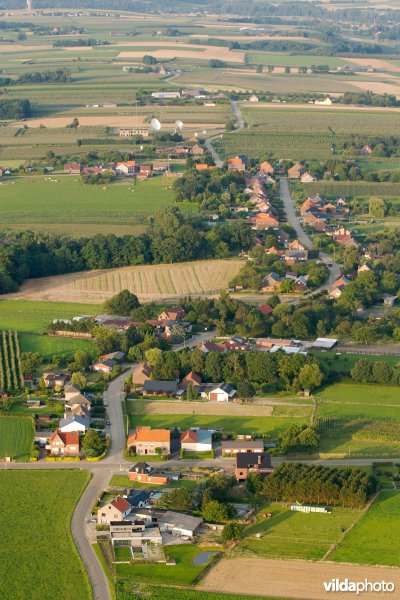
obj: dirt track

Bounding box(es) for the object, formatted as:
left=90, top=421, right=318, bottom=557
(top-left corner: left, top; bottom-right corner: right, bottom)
left=198, top=558, right=400, bottom=599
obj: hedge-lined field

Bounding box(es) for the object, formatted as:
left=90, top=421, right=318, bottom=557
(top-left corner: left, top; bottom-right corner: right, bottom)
left=0, top=417, right=34, bottom=461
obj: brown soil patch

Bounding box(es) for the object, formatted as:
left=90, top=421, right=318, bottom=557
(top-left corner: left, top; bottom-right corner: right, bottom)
left=0, top=44, right=51, bottom=52
left=132, top=400, right=273, bottom=417
left=341, top=57, right=400, bottom=72
left=349, top=80, right=400, bottom=97
left=198, top=557, right=400, bottom=599
left=9, top=116, right=146, bottom=128
left=117, top=42, right=244, bottom=63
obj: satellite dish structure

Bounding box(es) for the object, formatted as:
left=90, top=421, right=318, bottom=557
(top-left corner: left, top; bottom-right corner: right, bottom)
left=175, top=119, right=184, bottom=133
left=202, top=129, right=207, bottom=135
left=151, top=118, right=161, bottom=131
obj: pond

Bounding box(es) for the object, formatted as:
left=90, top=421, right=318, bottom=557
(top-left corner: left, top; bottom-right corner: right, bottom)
left=193, top=551, right=219, bottom=566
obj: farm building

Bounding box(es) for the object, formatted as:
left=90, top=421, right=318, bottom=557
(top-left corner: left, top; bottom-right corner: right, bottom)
left=142, top=380, right=178, bottom=397
left=180, top=429, right=213, bottom=453
left=311, top=338, right=338, bottom=350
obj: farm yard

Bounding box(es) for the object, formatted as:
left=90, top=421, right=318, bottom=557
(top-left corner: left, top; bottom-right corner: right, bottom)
left=0, top=417, right=33, bottom=461
left=0, top=470, right=91, bottom=600
left=0, top=176, right=193, bottom=236
left=7, top=259, right=244, bottom=303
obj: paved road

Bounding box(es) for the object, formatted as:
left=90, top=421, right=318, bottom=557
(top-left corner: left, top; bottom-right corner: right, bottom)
left=172, top=329, right=213, bottom=351
left=104, top=366, right=135, bottom=464
left=280, top=177, right=342, bottom=292
left=204, top=136, right=223, bottom=167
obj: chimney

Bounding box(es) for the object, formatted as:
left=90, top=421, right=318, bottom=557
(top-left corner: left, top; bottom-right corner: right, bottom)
left=258, top=454, right=262, bottom=466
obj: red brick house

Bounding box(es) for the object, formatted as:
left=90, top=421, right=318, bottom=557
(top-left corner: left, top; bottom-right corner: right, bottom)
left=49, top=430, right=80, bottom=456
left=128, top=462, right=169, bottom=485
left=158, top=306, right=185, bottom=321
left=64, top=163, right=81, bottom=174
left=235, top=452, right=273, bottom=481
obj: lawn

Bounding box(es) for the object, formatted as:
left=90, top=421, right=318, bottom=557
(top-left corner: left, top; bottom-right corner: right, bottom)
left=116, top=582, right=282, bottom=600
left=330, top=492, right=400, bottom=566
left=109, top=474, right=200, bottom=491
left=116, top=544, right=218, bottom=585
left=128, top=410, right=308, bottom=439
left=0, top=470, right=91, bottom=600
left=238, top=501, right=362, bottom=561
left=0, top=176, right=197, bottom=235
left=0, top=300, right=100, bottom=359
left=312, top=351, right=400, bottom=375
left=0, top=417, right=34, bottom=461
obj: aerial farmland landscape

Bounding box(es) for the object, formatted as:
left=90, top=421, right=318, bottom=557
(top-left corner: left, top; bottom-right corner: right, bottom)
left=2, top=1, right=400, bottom=600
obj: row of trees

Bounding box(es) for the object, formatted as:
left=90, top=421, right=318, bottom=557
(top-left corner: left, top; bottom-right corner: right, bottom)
left=0, top=69, right=71, bottom=87
left=0, top=99, right=31, bottom=120
left=262, top=463, right=377, bottom=508
left=0, top=208, right=254, bottom=294
left=0, top=331, right=24, bottom=392
left=351, top=359, right=400, bottom=385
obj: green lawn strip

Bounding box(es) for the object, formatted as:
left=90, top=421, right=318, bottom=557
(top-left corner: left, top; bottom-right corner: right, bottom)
left=93, top=543, right=116, bottom=600
left=109, top=474, right=200, bottom=492
left=116, top=544, right=217, bottom=585
left=330, top=492, right=400, bottom=566
left=0, top=470, right=92, bottom=600
left=237, top=501, right=361, bottom=561
left=117, top=582, right=286, bottom=600
left=0, top=416, right=34, bottom=460
left=128, top=408, right=308, bottom=438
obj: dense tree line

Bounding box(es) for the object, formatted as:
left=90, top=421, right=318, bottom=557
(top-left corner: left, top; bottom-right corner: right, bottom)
left=0, top=69, right=71, bottom=87
left=0, top=208, right=254, bottom=293
left=0, top=99, right=31, bottom=120
left=263, top=463, right=377, bottom=508
left=336, top=91, right=400, bottom=107
left=351, top=359, right=400, bottom=385
left=53, top=38, right=109, bottom=47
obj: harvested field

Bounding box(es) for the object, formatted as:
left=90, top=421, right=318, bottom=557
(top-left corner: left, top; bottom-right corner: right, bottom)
left=6, top=259, right=244, bottom=304
left=117, top=42, right=245, bottom=63
left=198, top=557, right=400, bottom=599
left=10, top=115, right=146, bottom=128
left=340, top=57, right=400, bottom=72
left=350, top=80, right=400, bottom=97
left=129, top=399, right=274, bottom=417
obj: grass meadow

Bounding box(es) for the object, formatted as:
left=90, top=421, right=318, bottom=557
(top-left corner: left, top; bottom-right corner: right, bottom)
left=0, top=417, right=34, bottom=460
left=303, top=180, right=400, bottom=199
left=0, top=470, right=91, bottom=600
left=238, top=501, right=362, bottom=560
left=331, top=492, right=400, bottom=566
left=0, top=300, right=100, bottom=359
left=0, top=176, right=196, bottom=236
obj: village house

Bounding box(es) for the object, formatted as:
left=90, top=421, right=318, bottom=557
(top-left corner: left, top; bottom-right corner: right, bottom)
left=132, top=362, right=153, bottom=387
left=222, top=336, right=250, bottom=351
left=227, top=155, right=246, bottom=172
left=63, top=162, right=81, bottom=175
left=115, top=161, right=137, bottom=176
left=221, top=439, right=264, bottom=456
left=261, top=272, right=282, bottom=293
left=358, top=262, right=374, bottom=274
left=92, top=358, right=117, bottom=374
left=255, top=338, right=295, bottom=349
left=235, top=451, right=273, bottom=481
left=207, top=383, right=237, bottom=402
left=138, top=164, right=153, bottom=179
left=259, top=160, right=274, bottom=175
left=180, top=429, right=213, bottom=453
left=284, top=239, right=308, bottom=263
left=99, top=351, right=125, bottom=363
left=258, top=303, right=274, bottom=317
left=49, top=430, right=80, bottom=457
left=198, top=340, right=226, bottom=353
left=98, top=496, right=132, bottom=525
left=127, top=426, right=171, bottom=456
left=42, top=371, right=70, bottom=389
left=195, top=163, right=211, bottom=171
left=191, top=143, right=204, bottom=155
left=330, top=276, right=351, bottom=299
left=64, top=384, right=92, bottom=419
left=300, top=171, right=317, bottom=183
left=128, top=462, right=169, bottom=485
left=180, top=371, right=202, bottom=389
left=303, top=212, right=326, bottom=232
left=248, top=213, right=280, bottom=230
left=59, top=414, right=90, bottom=433
left=287, top=162, right=304, bottom=179
left=142, top=380, right=178, bottom=397
left=158, top=306, right=185, bottom=321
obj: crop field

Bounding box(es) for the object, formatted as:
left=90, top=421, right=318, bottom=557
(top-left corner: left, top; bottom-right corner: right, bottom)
left=0, top=176, right=195, bottom=236
left=331, top=492, right=400, bottom=566
left=0, top=417, right=33, bottom=461
left=117, top=583, right=282, bottom=600
left=238, top=501, right=362, bottom=560
left=9, top=259, right=244, bottom=304
left=216, top=107, right=400, bottom=160
left=303, top=181, right=400, bottom=198
left=0, top=330, right=24, bottom=391
left=0, top=470, right=91, bottom=600
left=245, top=53, right=353, bottom=68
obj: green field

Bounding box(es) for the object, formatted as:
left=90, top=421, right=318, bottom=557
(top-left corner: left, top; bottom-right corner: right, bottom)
left=0, top=470, right=91, bottom=600
left=0, top=176, right=197, bottom=236
left=116, top=544, right=217, bottom=584
left=330, top=492, right=400, bottom=566
left=117, top=583, right=281, bottom=600
left=0, top=300, right=100, bottom=359
left=215, top=107, right=400, bottom=160
left=0, top=417, right=34, bottom=460
left=303, top=180, right=400, bottom=199
left=312, top=351, right=400, bottom=374
left=128, top=402, right=308, bottom=438
left=238, top=501, right=362, bottom=560
left=245, top=53, right=351, bottom=68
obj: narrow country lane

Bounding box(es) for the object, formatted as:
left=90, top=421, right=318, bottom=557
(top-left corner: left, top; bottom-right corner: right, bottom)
left=280, top=177, right=342, bottom=292
left=104, top=366, right=135, bottom=464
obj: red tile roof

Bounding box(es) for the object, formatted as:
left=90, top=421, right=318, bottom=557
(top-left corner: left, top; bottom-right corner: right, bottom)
left=111, top=496, right=132, bottom=513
